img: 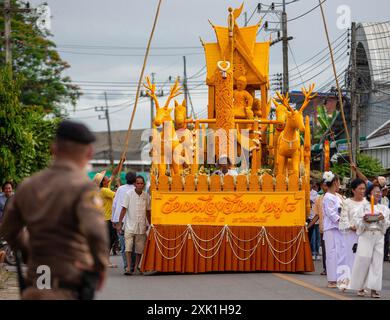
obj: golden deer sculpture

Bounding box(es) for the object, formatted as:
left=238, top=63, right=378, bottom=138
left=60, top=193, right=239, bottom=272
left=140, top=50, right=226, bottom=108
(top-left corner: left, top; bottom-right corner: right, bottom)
left=174, top=99, right=187, bottom=130
left=174, top=99, right=194, bottom=170
left=270, top=99, right=288, bottom=167
left=144, top=77, right=186, bottom=176
left=275, top=84, right=317, bottom=176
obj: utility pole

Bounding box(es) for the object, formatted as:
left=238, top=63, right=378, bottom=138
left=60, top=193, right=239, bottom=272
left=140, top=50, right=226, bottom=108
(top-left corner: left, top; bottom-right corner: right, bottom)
left=1, top=1, right=32, bottom=71
left=95, top=92, right=114, bottom=166
left=244, top=11, right=248, bottom=26
left=260, top=3, right=292, bottom=90
left=104, top=92, right=114, bottom=167
left=350, top=22, right=358, bottom=177
left=183, top=56, right=189, bottom=117
left=282, top=0, right=289, bottom=94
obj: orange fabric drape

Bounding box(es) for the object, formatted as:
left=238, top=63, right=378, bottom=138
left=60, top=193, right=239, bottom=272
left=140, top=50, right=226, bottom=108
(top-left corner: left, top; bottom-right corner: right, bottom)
left=141, top=225, right=314, bottom=273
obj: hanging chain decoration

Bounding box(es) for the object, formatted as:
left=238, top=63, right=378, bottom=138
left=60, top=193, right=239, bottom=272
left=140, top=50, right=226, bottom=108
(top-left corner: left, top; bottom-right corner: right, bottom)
left=150, top=225, right=306, bottom=264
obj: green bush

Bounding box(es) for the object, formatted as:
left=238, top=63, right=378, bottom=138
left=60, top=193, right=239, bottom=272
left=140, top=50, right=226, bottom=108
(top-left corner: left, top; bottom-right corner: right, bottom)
left=331, top=153, right=386, bottom=179
left=0, top=66, right=60, bottom=185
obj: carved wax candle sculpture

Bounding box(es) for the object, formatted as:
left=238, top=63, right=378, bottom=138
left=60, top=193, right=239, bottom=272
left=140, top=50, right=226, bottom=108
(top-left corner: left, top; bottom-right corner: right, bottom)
left=215, top=61, right=234, bottom=158
left=233, top=75, right=254, bottom=119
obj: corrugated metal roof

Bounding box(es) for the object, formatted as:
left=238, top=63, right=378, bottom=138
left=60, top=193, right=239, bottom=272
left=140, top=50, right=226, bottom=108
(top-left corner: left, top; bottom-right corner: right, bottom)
left=93, top=129, right=149, bottom=161
left=362, top=146, right=390, bottom=169
left=356, top=22, right=390, bottom=85
left=366, top=119, right=390, bottom=139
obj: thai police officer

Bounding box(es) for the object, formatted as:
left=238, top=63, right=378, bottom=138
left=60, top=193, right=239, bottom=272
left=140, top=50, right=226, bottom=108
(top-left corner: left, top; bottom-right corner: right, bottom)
left=0, top=120, right=109, bottom=300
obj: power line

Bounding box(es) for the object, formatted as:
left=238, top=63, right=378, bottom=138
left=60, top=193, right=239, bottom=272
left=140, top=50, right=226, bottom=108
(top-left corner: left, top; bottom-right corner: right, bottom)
left=289, top=37, right=347, bottom=80
left=243, top=3, right=259, bottom=26
left=188, top=65, right=207, bottom=79
left=272, top=0, right=300, bottom=7
left=57, top=50, right=203, bottom=57
left=287, top=0, right=327, bottom=22
left=70, top=96, right=150, bottom=119
left=187, top=89, right=196, bottom=119
left=72, top=80, right=205, bottom=87
left=288, top=43, right=304, bottom=86
left=317, top=62, right=349, bottom=92
left=56, top=44, right=202, bottom=50
left=291, top=59, right=348, bottom=91
left=289, top=30, right=347, bottom=72
left=257, top=2, right=277, bottom=35
left=290, top=48, right=348, bottom=87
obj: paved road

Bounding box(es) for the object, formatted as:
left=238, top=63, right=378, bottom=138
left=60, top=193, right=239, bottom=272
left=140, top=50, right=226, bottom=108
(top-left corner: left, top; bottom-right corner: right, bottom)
left=96, top=255, right=390, bottom=300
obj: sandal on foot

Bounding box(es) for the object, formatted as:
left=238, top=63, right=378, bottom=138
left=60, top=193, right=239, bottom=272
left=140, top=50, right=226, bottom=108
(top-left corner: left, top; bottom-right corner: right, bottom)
left=371, top=291, right=381, bottom=298
left=133, top=268, right=143, bottom=275
left=124, top=269, right=132, bottom=276
left=357, top=290, right=365, bottom=297
left=327, top=282, right=337, bottom=288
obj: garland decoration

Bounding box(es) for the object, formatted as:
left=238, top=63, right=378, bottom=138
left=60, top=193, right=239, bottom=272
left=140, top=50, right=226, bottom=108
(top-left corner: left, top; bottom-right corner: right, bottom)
left=151, top=225, right=306, bottom=264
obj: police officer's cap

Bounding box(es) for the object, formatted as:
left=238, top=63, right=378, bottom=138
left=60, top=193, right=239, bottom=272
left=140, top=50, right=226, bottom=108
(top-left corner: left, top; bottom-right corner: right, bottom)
left=56, top=120, right=96, bottom=144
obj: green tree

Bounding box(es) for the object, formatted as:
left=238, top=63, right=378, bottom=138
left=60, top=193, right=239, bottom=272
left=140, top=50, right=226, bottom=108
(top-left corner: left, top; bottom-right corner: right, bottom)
left=0, top=66, right=59, bottom=185
left=331, top=153, right=386, bottom=179
left=0, top=0, right=80, bottom=115
left=313, top=105, right=338, bottom=143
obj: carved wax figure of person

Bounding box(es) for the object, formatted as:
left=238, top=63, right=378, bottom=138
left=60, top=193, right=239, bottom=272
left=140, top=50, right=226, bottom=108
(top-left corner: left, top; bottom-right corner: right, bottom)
left=252, top=98, right=262, bottom=118
left=233, top=76, right=254, bottom=119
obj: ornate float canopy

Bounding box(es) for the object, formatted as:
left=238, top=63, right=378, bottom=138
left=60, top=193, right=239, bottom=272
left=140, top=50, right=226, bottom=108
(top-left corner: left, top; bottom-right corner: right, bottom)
left=203, top=4, right=269, bottom=87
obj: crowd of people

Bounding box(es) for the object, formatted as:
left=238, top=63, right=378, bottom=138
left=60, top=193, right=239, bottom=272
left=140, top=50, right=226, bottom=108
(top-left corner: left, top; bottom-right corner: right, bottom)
left=92, top=168, right=151, bottom=276
left=306, top=169, right=390, bottom=298
left=1, top=120, right=390, bottom=299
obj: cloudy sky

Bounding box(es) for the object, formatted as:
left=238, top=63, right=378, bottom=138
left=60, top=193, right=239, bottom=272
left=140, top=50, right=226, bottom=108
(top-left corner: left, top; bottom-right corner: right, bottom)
left=30, top=0, right=390, bottom=132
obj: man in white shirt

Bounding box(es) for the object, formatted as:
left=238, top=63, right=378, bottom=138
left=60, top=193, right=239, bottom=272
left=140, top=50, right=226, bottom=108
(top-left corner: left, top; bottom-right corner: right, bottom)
left=118, top=176, right=151, bottom=275
left=112, top=171, right=136, bottom=271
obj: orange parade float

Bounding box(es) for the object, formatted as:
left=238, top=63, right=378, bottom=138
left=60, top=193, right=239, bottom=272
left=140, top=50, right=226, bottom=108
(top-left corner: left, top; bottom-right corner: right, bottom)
left=141, top=4, right=316, bottom=273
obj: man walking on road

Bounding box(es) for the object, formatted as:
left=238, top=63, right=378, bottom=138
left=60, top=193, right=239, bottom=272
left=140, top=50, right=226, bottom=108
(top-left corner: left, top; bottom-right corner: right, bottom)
left=119, top=176, right=151, bottom=275
left=0, top=120, right=109, bottom=300
left=112, top=171, right=136, bottom=271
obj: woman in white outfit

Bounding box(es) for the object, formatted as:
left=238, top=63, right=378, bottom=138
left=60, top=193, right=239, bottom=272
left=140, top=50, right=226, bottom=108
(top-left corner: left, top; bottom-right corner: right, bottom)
left=338, top=178, right=367, bottom=290
left=350, top=182, right=390, bottom=298
left=322, top=171, right=344, bottom=288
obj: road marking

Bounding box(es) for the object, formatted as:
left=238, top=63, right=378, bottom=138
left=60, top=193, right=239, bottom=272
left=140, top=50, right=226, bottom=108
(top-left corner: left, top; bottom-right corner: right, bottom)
left=272, top=273, right=353, bottom=300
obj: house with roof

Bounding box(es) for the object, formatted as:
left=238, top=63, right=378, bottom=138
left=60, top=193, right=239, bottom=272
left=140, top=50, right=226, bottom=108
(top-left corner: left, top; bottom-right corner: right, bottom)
left=90, top=129, right=151, bottom=172
left=290, top=21, right=390, bottom=170
left=361, top=120, right=390, bottom=169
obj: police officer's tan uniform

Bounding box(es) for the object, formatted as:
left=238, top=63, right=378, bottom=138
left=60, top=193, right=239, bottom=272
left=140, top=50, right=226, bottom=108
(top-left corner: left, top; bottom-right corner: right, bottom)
left=0, top=121, right=109, bottom=300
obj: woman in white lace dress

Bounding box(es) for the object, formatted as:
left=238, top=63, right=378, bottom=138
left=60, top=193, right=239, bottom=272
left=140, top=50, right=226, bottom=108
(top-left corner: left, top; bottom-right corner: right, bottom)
left=338, top=178, right=367, bottom=290
left=350, top=182, right=390, bottom=298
